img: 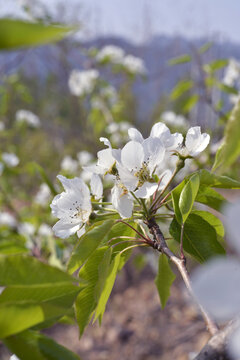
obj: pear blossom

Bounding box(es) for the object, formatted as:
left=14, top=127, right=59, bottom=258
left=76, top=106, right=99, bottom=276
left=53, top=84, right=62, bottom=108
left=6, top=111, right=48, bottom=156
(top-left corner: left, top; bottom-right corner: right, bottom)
left=77, top=151, right=93, bottom=167
left=16, top=109, right=40, bottom=128
left=18, top=222, right=36, bottom=238
left=34, top=183, right=51, bottom=205
left=0, top=212, right=17, bottom=228
left=122, top=55, right=146, bottom=75
left=223, top=58, right=240, bottom=87
left=10, top=355, right=19, bottom=360
left=38, top=223, right=53, bottom=237
left=96, top=45, right=125, bottom=64
left=61, top=155, right=78, bottom=173
left=0, top=121, right=5, bottom=131
left=2, top=152, right=19, bottom=167
left=161, top=111, right=187, bottom=128
left=68, top=69, right=99, bottom=96
left=50, top=175, right=92, bottom=239
left=111, top=182, right=133, bottom=218
left=183, top=127, right=210, bottom=157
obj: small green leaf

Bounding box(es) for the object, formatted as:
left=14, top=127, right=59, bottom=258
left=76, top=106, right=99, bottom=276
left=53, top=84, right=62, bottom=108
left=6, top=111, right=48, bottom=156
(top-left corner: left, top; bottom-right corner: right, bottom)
left=212, top=100, right=240, bottom=172
left=179, top=173, right=200, bottom=223
left=199, top=169, right=240, bottom=188
left=0, top=19, right=74, bottom=50
left=67, top=220, right=115, bottom=274
left=217, top=82, right=239, bottom=95
left=169, top=211, right=225, bottom=263
left=170, top=80, right=194, bottom=100
left=4, top=330, right=80, bottom=360
left=195, top=186, right=226, bottom=212
left=154, top=254, right=175, bottom=309
left=182, top=94, right=199, bottom=113
left=94, top=249, right=121, bottom=323
left=168, top=54, right=192, bottom=66
left=198, top=42, right=212, bottom=54
left=203, top=59, right=228, bottom=73
left=75, top=247, right=108, bottom=336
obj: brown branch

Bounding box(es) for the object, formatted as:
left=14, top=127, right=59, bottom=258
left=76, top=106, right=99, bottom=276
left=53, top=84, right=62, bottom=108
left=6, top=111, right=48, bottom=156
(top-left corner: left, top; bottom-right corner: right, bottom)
left=146, top=216, right=219, bottom=336
left=194, top=318, right=239, bottom=360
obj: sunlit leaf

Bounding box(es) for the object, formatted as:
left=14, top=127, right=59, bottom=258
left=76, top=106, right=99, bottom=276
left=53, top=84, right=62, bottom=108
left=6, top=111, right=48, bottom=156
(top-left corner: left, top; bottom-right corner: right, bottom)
left=168, top=54, right=192, bottom=66
left=179, top=173, right=200, bottom=223
left=154, top=254, right=175, bottom=309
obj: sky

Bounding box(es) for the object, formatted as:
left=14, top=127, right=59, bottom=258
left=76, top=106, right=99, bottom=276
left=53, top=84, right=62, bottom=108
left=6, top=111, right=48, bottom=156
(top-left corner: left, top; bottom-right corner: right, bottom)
left=1, top=0, right=240, bottom=44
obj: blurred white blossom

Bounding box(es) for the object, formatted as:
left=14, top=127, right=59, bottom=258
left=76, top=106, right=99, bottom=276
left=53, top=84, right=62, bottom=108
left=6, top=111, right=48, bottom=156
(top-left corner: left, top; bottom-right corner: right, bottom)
left=68, top=69, right=99, bottom=96
left=34, top=183, right=51, bottom=205
left=0, top=121, right=5, bottom=131
left=38, top=223, right=53, bottom=237
left=18, top=222, right=36, bottom=237
left=0, top=212, right=17, bottom=228
left=161, top=111, right=187, bottom=128
left=96, top=45, right=125, bottom=64
left=223, top=58, right=240, bottom=87
left=77, top=151, right=93, bottom=167
left=2, top=152, right=19, bottom=167
left=123, top=55, right=146, bottom=75
left=61, top=155, right=78, bottom=173
left=16, top=110, right=40, bottom=128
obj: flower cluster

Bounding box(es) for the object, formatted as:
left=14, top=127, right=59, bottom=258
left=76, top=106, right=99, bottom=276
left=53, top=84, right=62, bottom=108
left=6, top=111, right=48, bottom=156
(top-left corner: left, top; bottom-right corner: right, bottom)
left=51, top=122, right=210, bottom=238
left=68, top=69, right=99, bottom=97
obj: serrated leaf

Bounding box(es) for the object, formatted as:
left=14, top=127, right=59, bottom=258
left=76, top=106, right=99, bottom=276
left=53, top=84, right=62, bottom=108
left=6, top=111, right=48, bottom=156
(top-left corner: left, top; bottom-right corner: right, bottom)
left=67, top=220, right=115, bottom=274
left=212, top=100, right=240, bottom=172
left=171, top=80, right=194, bottom=100
left=169, top=211, right=225, bottom=263
left=179, top=173, right=200, bottom=223
left=154, top=254, right=175, bottom=309
left=195, top=186, right=226, bottom=212
left=93, top=249, right=121, bottom=323
left=75, top=247, right=108, bottom=336
left=0, top=19, right=74, bottom=50
left=4, top=330, right=80, bottom=360
left=168, top=54, right=192, bottom=66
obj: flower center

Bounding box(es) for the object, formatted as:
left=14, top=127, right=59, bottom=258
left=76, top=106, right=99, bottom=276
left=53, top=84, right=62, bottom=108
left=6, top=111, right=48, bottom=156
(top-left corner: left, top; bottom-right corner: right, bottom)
left=134, top=162, right=151, bottom=186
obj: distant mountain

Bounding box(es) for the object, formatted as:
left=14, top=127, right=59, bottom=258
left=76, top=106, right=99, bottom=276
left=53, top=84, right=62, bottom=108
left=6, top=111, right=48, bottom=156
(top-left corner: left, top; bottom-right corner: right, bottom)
left=1, top=34, right=240, bottom=122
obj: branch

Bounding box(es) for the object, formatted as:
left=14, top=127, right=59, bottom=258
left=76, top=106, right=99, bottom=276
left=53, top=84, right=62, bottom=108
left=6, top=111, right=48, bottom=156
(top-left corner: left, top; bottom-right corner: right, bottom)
left=146, top=217, right=219, bottom=336
left=194, top=318, right=239, bottom=360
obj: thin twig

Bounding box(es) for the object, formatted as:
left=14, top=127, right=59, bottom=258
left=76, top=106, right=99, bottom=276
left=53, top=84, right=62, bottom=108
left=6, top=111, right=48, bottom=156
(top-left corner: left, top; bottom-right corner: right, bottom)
left=146, top=216, right=219, bottom=336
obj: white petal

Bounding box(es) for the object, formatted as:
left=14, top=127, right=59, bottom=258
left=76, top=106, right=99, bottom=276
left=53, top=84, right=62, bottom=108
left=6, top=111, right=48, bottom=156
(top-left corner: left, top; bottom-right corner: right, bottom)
left=150, top=122, right=170, bottom=138
left=53, top=218, right=80, bottom=239
left=117, top=164, right=138, bottom=191
left=111, top=148, right=121, bottom=163
left=142, top=137, right=165, bottom=173
left=57, top=175, right=90, bottom=198
left=185, top=127, right=210, bottom=156
left=90, top=174, right=103, bottom=200
left=167, top=132, right=183, bottom=150
left=97, top=148, right=115, bottom=170
left=121, top=141, right=144, bottom=171
left=128, top=128, right=144, bottom=143
left=158, top=169, right=172, bottom=190
left=99, top=137, right=112, bottom=148
left=111, top=185, right=133, bottom=218
left=134, top=182, right=158, bottom=199
left=77, top=225, right=86, bottom=238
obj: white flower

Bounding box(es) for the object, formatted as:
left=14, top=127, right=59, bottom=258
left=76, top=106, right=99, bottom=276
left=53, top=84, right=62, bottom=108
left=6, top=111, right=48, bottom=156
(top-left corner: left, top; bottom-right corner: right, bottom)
left=50, top=175, right=92, bottom=239
left=0, top=212, right=17, bottom=228
left=34, top=183, right=51, bottom=205
left=192, top=257, right=240, bottom=322
left=224, top=200, right=240, bottom=255
left=0, top=121, right=5, bottom=131
left=229, top=93, right=240, bottom=105
left=68, top=69, right=99, bottom=96
left=116, top=138, right=165, bottom=197
left=223, top=58, right=240, bottom=86
left=61, top=155, right=78, bottom=173
left=2, top=153, right=19, bottom=167
left=16, top=110, right=40, bottom=128
left=96, top=45, right=125, bottom=64
left=183, top=127, right=210, bottom=157
left=161, top=111, right=187, bottom=128
left=38, top=223, right=53, bottom=237
left=77, top=151, right=93, bottom=167
left=128, top=122, right=183, bottom=151
left=90, top=174, right=103, bottom=200
left=10, top=355, right=19, bottom=360
left=123, top=55, right=146, bottom=75
left=18, top=222, right=36, bottom=237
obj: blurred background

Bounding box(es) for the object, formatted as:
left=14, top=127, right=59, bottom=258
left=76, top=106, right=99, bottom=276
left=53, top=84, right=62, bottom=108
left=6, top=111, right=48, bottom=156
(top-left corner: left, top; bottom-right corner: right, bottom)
left=0, top=1, right=240, bottom=359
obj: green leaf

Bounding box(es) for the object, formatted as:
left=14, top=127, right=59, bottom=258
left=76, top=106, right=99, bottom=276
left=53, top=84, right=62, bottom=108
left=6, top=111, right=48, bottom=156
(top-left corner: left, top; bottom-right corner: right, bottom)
left=203, top=59, right=228, bottom=73
left=67, top=220, right=115, bottom=274
left=212, top=101, right=240, bottom=172
left=195, top=186, right=226, bottom=212
left=28, top=162, right=57, bottom=196
left=0, top=19, right=74, bottom=50
left=154, top=254, right=175, bottom=309
left=179, top=173, right=200, bottom=223
left=182, top=94, right=199, bottom=113
left=168, top=54, right=192, bottom=66
left=93, top=249, right=121, bottom=323
left=0, top=255, right=81, bottom=338
left=4, top=330, right=80, bottom=360
left=169, top=211, right=225, bottom=263
left=75, top=247, right=108, bottom=336
left=170, top=80, right=194, bottom=100
left=198, top=169, right=240, bottom=188
left=198, top=42, right=212, bottom=54
left=216, top=82, right=238, bottom=95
